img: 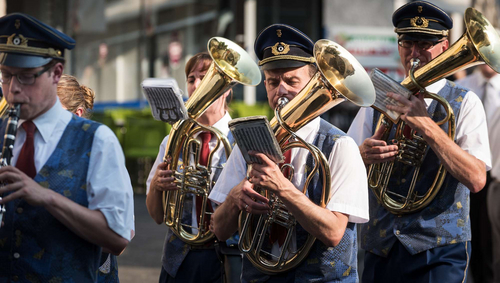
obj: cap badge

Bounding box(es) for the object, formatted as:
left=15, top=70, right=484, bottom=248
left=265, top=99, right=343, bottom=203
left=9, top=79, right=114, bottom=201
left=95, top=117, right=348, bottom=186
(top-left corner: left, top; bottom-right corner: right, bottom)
left=7, top=34, right=28, bottom=46
left=15, top=19, right=20, bottom=29
left=418, top=6, right=423, bottom=13
left=410, top=16, right=429, bottom=28
left=277, top=29, right=282, bottom=37
left=271, top=42, right=290, bottom=55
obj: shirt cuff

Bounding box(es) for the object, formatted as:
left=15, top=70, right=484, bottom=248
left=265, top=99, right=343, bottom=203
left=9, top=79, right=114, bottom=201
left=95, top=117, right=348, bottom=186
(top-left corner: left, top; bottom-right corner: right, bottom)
left=208, top=190, right=228, bottom=205
left=326, top=202, right=369, bottom=224
left=100, top=208, right=133, bottom=241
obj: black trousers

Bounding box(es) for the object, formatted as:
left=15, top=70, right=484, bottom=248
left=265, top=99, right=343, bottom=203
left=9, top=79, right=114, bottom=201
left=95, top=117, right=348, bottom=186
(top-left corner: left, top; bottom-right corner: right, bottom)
left=470, top=173, right=493, bottom=283
left=159, top=249, right=223, bottom=283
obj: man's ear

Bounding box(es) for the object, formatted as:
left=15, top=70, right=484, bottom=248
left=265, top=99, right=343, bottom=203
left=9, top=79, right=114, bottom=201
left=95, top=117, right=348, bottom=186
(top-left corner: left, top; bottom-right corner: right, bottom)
left=441, top=39, right=450, bottom=52
left=75, top=107, right=84, bottom=117
left=51, top=62, right=64, bottom=84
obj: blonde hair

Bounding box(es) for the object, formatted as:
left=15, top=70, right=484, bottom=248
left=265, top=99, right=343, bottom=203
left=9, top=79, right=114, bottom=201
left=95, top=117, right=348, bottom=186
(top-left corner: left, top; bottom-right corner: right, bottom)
left=57, top=74, right=95, bottom=118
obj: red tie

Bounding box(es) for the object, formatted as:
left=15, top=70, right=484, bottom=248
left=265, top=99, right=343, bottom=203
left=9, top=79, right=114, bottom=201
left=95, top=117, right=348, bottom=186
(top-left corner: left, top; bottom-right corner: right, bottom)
left=196, top=132, right=213, bottom=232
left=403, top=124, right=414, bottom=140
left=16, top=121, right=37, bottom=178
left=269, top=143, right=292, bottom=246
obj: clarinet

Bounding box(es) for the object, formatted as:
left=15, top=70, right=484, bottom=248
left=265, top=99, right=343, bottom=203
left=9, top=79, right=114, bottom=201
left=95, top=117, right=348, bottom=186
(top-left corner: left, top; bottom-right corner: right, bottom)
left=0, top=104, right=21, bottom=226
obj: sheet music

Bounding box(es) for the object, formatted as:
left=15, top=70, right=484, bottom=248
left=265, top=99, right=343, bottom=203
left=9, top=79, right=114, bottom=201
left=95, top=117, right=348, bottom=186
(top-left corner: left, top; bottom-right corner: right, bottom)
left=370, top=68, right=412, bottom=123
left=229, top=116, right=284, bottom=164
left=141, top=78, right=188, bottom=124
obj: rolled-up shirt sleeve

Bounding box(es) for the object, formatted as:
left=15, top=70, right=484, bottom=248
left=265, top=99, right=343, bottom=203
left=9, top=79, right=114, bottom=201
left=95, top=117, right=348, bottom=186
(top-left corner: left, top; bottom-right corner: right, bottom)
left=86, top=125, right=135, bottom=241
left=326, top=136, right=369, bottom=223
left=456, top=91, right=492, bottom=170
left=209, top=145, right=248, bottom=204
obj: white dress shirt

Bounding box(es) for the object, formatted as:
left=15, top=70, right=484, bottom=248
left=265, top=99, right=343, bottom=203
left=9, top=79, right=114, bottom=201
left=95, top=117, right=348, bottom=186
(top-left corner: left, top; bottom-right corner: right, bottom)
left=12, top=99, right=135, bottom=241
left=146, top=112, right=232, bottom=228
left=209, top=117, right=370, bottom=224
left=489, top=110, right=500, bottom=180
left=347, top=78, right=492, bottom=171
left=456, top=69, right=500, bottom=124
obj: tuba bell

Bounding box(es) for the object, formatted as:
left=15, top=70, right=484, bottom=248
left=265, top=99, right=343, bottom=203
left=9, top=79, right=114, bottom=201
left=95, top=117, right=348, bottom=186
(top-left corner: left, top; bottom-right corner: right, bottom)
left=368, top=7, right=500, bottom=214
left=163, top=37, right=261, bottom=245
left=238, top=39, right=375, bottom=273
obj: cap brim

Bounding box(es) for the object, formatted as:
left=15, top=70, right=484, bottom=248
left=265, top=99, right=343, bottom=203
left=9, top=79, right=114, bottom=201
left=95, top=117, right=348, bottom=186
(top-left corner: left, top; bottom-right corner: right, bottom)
left=0, top=53, right=52, bottom=68
left=398, top=33, right=442, bottom=42
left=261, top=59, right=308, bottom=71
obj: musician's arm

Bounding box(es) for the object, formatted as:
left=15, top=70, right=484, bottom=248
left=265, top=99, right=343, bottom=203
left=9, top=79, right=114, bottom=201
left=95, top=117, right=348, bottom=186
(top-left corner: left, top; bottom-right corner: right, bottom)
left=419, top=113, right=487, bottom=193
left=387, top=91, right=490, bottom=193
left=276, top=187, right=349, bottom=246
left=146, top=180, right=164, bottom=224
left=146, top=136, right=169, bottom=224
left=210, top=145, right=270, bottom=240
left=211, top=182, right=244, bottom=241
left=250, top=159, right=349, bottom=246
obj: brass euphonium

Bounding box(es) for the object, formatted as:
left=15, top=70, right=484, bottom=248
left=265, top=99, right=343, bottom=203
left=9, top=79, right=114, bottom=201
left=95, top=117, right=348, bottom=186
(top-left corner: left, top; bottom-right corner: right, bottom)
left=238, top=39, right=375, bottom=273
left=368, top=7, right=500, bottom=214
left=163, top=37, right=261, bottom=245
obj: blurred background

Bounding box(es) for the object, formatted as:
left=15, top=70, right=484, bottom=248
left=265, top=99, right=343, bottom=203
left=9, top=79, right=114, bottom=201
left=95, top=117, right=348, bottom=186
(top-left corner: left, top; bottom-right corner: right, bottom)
left=0, top=0, right=499, bottom=282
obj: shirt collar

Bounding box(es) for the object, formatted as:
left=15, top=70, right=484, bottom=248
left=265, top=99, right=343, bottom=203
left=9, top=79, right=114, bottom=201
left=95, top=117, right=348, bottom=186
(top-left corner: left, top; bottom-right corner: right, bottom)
left=295, top=116, right=320, bottom=143
left=22, top=98, right=71, bottom=143
left=486, top=72, right=500, bottom=90
left=425, top=78, right=446, bottom=94
left=212, top=112, right=231, bottom=137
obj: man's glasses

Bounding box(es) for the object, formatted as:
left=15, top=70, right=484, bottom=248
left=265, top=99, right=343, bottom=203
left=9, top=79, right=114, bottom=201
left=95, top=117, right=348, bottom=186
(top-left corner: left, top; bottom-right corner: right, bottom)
left=398, top=40, right=444, bottom=50
left=0, top=63, right=53, bottom=85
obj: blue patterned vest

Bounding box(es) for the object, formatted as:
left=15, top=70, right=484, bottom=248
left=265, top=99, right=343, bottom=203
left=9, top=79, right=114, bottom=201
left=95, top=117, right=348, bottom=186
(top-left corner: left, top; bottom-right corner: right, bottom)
left=98, top=253, right=119, bottom=283
left=361, top=80, right=469, bottom=256
left=0, top=115, right=102, bottom=282
left=242, top=119, right=359, bottom=283
left=162, top=132, right=236, bottom=277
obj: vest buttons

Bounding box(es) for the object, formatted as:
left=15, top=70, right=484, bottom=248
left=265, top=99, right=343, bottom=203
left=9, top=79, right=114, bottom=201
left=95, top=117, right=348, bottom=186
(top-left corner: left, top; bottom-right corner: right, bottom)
left=16, top=207, right=23, bottom=214
left=15, top=230, right=21, bottom=236
left=396, top=230, right=401, bottom=235
left=12, top=275, right=19, bottom=281
left=13, top=252, right=20, bottom=259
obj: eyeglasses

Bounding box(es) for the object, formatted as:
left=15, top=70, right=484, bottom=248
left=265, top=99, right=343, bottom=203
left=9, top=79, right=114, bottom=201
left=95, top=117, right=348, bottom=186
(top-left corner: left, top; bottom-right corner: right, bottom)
left=398, top=40, right=444, bottom=50
left=0, top=64, right=53, bottom=85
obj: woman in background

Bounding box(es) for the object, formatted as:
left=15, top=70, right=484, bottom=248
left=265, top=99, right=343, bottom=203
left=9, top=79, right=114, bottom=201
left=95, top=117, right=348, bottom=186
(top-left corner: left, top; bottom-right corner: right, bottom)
left=146, top=52, right=239, bottom=283
left=57, top=74, right=127, bottom=283
left=57, top=74, right=94, bottom=118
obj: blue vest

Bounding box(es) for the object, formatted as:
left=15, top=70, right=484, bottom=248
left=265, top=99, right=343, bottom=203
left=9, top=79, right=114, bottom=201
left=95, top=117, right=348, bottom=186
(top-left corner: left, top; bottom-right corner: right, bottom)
left=98, top=253, right=119, bottom=283
left=242, top=119, right=358, bottom=283
left=361, top=80, right=469, bottom=256
left=0, top=115, right=102, bottom=282
left=162, top=132, right=236, bottom=277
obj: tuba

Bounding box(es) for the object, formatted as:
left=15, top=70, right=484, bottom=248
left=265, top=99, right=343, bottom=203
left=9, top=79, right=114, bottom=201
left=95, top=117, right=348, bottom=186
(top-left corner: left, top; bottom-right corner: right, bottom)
left=368, top=7, right=500, bottom=214
left=162, top=37, right=261, bottom=245
left=238, top=39, right=375, bottom=273
left=0, top=100, right=21, bottom=226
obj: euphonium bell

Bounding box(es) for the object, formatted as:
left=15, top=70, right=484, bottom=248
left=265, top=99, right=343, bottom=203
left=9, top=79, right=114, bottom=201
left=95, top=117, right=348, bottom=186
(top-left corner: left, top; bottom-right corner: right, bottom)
left=238, top=39, right=375, bottom=274
left=368, top=7, right=500, bottom=214
left=163, top=37, right=261, bottom=245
